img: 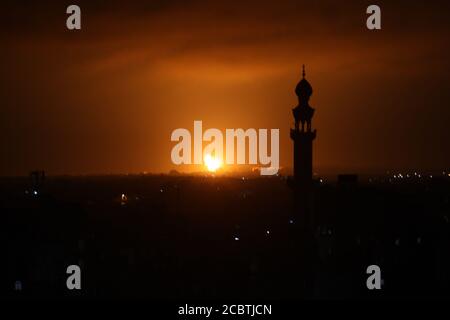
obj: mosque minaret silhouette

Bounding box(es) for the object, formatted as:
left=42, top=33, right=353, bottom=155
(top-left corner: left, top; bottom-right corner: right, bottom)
left=291, top=65, right=316, bottom=186
left=289, top=66, right=318, bottom=297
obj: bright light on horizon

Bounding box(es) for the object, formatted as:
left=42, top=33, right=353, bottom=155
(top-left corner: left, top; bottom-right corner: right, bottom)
left=204, top=154, right=222, bottom=172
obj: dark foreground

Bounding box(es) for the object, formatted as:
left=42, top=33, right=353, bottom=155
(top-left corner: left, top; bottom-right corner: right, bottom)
left=1, top=174, right=449, bottom=299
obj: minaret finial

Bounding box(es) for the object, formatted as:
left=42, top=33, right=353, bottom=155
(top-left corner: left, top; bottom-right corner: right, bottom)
left=302, top=64, right=306, bottom=79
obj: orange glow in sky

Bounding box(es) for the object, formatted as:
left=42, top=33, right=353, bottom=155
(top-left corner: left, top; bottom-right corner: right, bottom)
left=204, top=154, right=222, bottom=172
left=1, top=1, right=450, bottom=175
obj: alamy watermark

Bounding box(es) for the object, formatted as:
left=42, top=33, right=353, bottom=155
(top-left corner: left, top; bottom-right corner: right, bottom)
left=65, top=4, right=381, bottom=31
left=170, top=121, right=279, bottom=175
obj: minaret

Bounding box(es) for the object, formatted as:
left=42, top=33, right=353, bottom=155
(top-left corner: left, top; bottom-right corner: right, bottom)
left=289, top=66, right=318, bottom=297
left=290, top=65, right=316, bottom=186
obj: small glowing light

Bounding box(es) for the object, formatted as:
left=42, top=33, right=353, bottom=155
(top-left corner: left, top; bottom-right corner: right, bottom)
left=160, top=189, right=163, bottom=193
left=234, top=236, right=240, bottom=241
left=266, top=230, right=270, bottom=235
left=448, top=173, right=450, bottom=177
left=33, top=190, right=38, bottom=195
left=319, top=179, right=323, bottom=183
left=120, top=193, right=128, bottom=206
left=289, top=219, right=294, bottom=224
left=204, top=154, right=222, bottom=172
left=14, top=280, right=22, bottom=291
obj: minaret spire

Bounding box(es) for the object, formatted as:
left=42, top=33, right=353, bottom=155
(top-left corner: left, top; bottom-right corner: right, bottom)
left=302, top=64, right=306, bottom=79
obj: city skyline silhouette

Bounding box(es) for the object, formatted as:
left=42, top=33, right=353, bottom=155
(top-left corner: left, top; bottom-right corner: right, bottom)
left=1, top=0, right=450, bottom=303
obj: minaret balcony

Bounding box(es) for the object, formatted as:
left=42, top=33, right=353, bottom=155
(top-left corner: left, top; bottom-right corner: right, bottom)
left=290, top=128, right=317, bottom=140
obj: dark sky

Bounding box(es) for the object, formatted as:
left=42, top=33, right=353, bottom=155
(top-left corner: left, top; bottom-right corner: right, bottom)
left=1, top=0, right=449, bottom=175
